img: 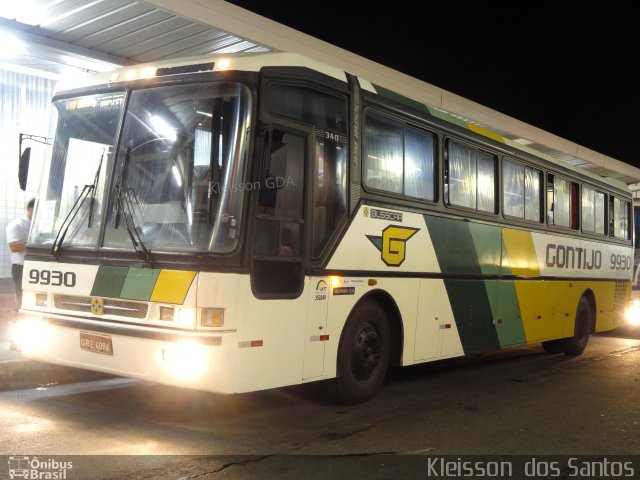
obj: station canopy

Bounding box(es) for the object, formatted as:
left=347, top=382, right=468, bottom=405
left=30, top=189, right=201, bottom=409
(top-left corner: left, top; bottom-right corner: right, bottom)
left=2, top=0, right=639, bottom=185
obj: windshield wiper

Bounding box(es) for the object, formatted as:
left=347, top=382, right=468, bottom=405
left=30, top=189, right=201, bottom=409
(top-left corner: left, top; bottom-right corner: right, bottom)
left=114, top=184, right=154, bottom=265
left=51, top=148, right=107, bottom=256
left=51, top=185, right=93, bottom=256
left=87, top=148, right=107, bottom=228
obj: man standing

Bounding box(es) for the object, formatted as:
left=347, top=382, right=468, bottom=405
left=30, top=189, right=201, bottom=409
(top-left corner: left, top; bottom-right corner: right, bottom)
left=6, top=198, right=34, bottom=307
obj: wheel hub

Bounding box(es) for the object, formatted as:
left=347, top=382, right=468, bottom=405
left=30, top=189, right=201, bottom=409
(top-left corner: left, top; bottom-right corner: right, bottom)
left=351, top=323, right=381, bottom=381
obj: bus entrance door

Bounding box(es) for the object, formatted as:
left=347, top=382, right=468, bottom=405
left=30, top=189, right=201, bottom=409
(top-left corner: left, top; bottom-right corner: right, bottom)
left=414, top=279, right=446, bottom=360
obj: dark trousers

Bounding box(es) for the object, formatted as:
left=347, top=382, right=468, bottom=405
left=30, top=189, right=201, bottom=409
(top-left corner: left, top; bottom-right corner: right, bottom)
left=11, top=263, right=23, bottom=307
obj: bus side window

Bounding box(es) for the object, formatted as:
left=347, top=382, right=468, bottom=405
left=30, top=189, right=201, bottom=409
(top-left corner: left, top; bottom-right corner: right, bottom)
left=582, top=186, right=606, bottom=235
left=547, top=174, right=578, bottom=229
left=446, top=140, right=495, bottom=213
left=546, top=175, right=554, bottom=225
left=611, top=196, right=630, bottom=240
left=503, top=159, right=542, bottom=222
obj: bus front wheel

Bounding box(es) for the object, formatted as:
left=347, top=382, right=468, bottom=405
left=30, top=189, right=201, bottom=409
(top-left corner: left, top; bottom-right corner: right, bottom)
left=335, top=300, right=390, bottom=404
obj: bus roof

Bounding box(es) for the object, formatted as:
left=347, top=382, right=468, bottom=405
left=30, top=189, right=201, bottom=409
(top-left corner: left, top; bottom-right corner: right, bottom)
left=55, top=51, right=634, bottom=192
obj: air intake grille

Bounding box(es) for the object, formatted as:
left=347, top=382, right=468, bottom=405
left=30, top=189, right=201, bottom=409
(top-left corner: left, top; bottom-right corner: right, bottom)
left=54, top=295, right=148, bottom=319
left=613, top=280, right=629, bottom=321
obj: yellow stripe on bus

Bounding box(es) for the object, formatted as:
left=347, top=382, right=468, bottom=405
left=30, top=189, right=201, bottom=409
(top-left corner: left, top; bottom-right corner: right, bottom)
left=150, top=270, right=197, bottom=304
left=502, top=229, right=540, bottom=277
left=466, top=123, right=505, bottom=144
left=515, top=280, right=621, bottom=343
left=587, top=281, right=619, bottom=332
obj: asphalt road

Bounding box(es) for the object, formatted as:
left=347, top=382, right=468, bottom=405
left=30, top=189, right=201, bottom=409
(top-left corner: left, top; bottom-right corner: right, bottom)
left=1, top=332, right=640, bottom=479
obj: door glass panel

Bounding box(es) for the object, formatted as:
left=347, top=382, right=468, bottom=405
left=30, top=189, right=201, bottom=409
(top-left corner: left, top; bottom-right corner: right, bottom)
left=257, top=131, right=304, bottom=218
left=252, top=128, right=305, bottom=298
left=313, top=129, right=347, bottom=256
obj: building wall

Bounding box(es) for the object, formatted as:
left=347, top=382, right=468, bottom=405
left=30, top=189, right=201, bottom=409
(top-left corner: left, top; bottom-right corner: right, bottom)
left=0, top=66, right=56, bottom=278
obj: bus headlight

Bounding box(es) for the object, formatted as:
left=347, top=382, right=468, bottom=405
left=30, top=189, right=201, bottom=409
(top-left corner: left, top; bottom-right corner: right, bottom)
left=21, top=292, right=47, bottom=308
left=625, top=300, right=640, bottom=326
left=177, top=308, right=196, bottom=328
left=11, top=317, right=52, bottom=353
left=161, top=342, right=207, bottom=378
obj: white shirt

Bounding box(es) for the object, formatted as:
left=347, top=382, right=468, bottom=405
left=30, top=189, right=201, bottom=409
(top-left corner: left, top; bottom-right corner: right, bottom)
left=6, top=215, right=31, bottom=265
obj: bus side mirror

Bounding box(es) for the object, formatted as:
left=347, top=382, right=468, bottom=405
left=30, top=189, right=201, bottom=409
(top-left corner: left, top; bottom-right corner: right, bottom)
left=18, top=147, right=31, bottom=191
left=18, top=132, right=53, bottom=191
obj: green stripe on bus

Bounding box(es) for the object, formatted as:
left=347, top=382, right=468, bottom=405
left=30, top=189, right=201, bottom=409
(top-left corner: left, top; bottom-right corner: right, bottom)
left=371, top=85, right=503, bottom=142
left=372, top=84, right=431, bottom=115
left=468, top=223, right=501, bottom=275
left=91, top=265, right=129, bottom=298
left=120, top=268, right=161, bottom=301
left=485, top=280, right=526, bottom=347
left=445, top=279, right=501, bottom=354
left=424, top=215, right=481, bottom=275
left=468, top=224, right=526, bottom=347
left=425, top=215, right=500, bottom=353
left=425, top=106, right=469, bottom=129
left=500, top=237, right=513, bottom=276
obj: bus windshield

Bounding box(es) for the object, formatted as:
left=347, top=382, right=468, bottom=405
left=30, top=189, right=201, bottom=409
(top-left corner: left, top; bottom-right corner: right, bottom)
left=31, top=81, right=252, bottom=255
left=29, top=92, right=124, bottom=250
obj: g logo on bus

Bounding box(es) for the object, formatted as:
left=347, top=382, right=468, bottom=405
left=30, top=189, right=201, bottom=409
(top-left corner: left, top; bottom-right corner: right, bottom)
left=91, top=297, right=104, bottom=316
left=367, top=225, right=419, bottom=267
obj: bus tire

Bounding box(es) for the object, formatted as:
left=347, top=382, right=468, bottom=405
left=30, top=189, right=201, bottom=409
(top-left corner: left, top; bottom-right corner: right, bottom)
left=563, top=296, right=593, bottom=356
left=335, top=300, right=390, bottom=404
left=541, top=339, right=566, bottom=354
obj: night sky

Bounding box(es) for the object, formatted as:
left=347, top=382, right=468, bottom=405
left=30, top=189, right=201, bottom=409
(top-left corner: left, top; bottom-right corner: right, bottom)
left=227, top=1, right=640, bottom=168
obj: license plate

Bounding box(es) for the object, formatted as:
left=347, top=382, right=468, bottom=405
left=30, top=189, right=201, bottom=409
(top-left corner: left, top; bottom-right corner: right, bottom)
left=80, top=331, right=113, bottom=356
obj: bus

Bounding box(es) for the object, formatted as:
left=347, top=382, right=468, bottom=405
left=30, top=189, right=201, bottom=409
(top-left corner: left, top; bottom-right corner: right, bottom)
left=12, top=52, right=633, bottom=403
left=626, top=198, right=640, bottom=323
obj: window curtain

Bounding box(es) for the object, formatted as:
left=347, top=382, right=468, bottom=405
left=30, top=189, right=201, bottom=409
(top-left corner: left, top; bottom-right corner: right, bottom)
left=524, top=167, right=540, bottom=221
left=582, top=187, right=595, bottom=232
left=449, top=141, right=476, bottom=208
left=553, top=178, right=570, bottom=227
left=503, top=160, right=524, bottom=218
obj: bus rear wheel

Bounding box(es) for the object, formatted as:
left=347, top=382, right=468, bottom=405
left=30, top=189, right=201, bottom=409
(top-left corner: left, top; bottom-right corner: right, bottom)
left=563, top=296, right=593, bottom=356
left=541, top=339, right=565, bottom=354
left=335, top=300, right=390, bottom=404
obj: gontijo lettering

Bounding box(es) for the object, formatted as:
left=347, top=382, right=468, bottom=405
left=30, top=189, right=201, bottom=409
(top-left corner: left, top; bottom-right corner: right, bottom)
left=545, top=244, right=602, bottom=270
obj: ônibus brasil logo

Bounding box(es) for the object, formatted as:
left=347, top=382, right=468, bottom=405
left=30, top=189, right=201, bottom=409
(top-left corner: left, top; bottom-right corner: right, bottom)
left=8, top=456, right=73, bottom=479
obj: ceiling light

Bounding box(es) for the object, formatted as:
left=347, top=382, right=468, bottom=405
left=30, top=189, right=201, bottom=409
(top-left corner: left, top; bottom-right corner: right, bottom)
left=0, top=2, right=44, bottom=26
left=0, top=5, right=19, bottom=21
left=0, top=31, right=25, bottom=57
